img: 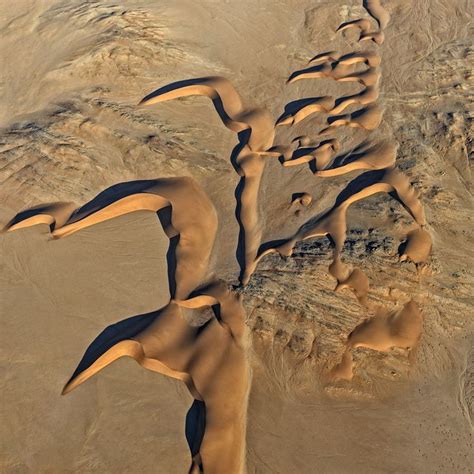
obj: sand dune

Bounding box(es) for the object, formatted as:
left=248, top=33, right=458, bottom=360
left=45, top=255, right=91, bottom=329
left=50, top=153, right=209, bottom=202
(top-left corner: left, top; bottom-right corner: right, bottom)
left=335, top=67, right=382, bottom=88
left=337, top=19, right=385, bottom=45
left=363, top=0, right=391, bottom=30
left=282, top=140, right=340, bottom=170
left=332, top=300, right=423, bottom=380
left=400, top=227, right=433, bottom=264
left=319, top=104, right=384, bottom=134
left=63, top=281, right=250, bottom=473
left=275, top=96, right=335, bottom=126
left=329, top=86, right=380, bottom=115
left=139, top=76, right=276, bottom=286
left=4, top=177, right=218, bottom=300
left=314, top=139, right=397, bottom=177
left=291, top=192, right=313, bottom=207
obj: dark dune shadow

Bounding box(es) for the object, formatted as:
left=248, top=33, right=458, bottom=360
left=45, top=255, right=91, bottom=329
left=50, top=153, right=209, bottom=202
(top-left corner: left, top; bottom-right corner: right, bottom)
left=327, top=106, right=368, bottom=125
left=333, top=88, right=366, bottom=109
left=232, top=131, right=252, bottom=283
left=333, top=170, right=386, bottom=207
left=67, top=180, right=158, bottom=224
left=185, top=399, right=206, bottom=459
left=64, top=310, right=160, bottom=387
left=139, top=78, right=237, bottom=131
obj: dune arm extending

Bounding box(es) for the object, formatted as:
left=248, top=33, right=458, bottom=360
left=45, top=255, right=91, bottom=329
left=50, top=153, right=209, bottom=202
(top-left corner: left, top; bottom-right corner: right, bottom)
left=3, top=202, right=77, bottom=233
left=363, top=0, right=391, bottom=29
left=329, top=86, right=380, bottom=115
left=320, top=104, right=384, bottom=134
left=276, top=96, right=335, bottom=126
left=314, top=140, right=397, bottom=177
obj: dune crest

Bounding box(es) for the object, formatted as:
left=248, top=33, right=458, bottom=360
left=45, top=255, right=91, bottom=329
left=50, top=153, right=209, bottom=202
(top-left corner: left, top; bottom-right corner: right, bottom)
left=314, top=139, right=397, bottom=177
left=319, top=104, right=384, bottom=134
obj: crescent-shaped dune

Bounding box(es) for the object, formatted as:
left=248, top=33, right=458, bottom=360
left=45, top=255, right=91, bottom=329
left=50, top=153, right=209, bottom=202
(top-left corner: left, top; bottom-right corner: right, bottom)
left=320, top=104, right=384, bottom=134
left=5, top=178, right=218, bottom=300
left=335, top=67, right=382, bottom=87
left=287, top=62, right=333, bottom=83
left=308, top=51, right=341, bottom=65
left=282, top=140, right=340, bottom=170
left=337, top=18, right=374, bottom=34
left=276, top=96, right=335, bottom=126
left=314, top=139, right=397, bottom=177
left=329, top=86, right=380, bottom=115
left=360, top=30, right=385, bottom=45
left=4, top=202, right=78, bottom=232
left=332, top=300, right=423, bottom=380
left=337, top=17, right=385, bottom=45
left=337, top=50, right=382, bottom=68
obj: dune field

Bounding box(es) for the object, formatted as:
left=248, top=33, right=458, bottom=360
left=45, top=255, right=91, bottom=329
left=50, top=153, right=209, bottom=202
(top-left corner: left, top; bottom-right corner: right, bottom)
left=1, top=0, right=473, bottom=472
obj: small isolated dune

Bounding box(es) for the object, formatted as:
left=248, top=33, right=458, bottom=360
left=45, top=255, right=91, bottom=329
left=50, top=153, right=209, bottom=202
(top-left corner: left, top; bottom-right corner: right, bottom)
left=332, top=301, right=423, bottom=380
left=291, top=192, right=313, bottom=207
left=400, top=228, right=432, bottom=264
